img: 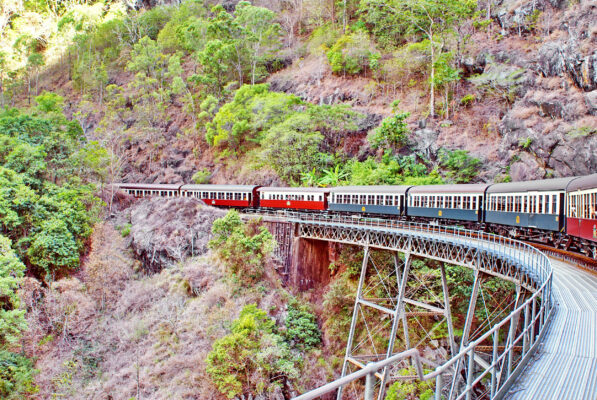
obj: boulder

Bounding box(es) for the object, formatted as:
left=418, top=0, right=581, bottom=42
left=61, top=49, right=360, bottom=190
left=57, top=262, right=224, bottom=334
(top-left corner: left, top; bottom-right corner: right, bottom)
left=493, top=0, right=544, bottom=35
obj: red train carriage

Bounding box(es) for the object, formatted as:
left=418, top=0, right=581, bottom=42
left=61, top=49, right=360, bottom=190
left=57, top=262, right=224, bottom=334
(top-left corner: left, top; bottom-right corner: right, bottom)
left=180, top=184, right=260, bottom=207
left=566, top=174, right=597, bottom=257
left=116, top=183, right=183, bottom=198
left=258, top=187, right=329, bottom=211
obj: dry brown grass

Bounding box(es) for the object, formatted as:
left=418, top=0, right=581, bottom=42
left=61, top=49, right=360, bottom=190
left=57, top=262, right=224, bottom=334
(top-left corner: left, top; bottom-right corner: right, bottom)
left=22, top=222, right=321, bottom=399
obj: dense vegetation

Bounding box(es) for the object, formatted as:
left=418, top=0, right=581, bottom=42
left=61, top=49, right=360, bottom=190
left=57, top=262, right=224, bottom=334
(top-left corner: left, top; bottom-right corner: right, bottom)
left=1, top=0, right=486, bottom=188
left=0, top=94, right=103, bottom=396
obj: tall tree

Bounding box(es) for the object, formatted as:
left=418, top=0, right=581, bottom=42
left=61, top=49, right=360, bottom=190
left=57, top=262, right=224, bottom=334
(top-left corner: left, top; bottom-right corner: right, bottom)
left=403, top=0, right=476, bottom=117
left=234, top=1, right=281, bottom=84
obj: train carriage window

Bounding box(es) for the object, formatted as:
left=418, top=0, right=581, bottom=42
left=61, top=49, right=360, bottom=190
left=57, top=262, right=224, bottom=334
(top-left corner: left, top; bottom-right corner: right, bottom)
left=376, top=195, right=383, bottom=205
left=538, top=195, right=543, bottom=213
left=551, top=195, right=557, bottom=214
left=367, top=195, right=374, bottom=205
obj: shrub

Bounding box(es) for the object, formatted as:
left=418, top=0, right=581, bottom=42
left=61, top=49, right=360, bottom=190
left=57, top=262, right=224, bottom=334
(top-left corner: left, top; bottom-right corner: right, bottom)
left=326, top=31, right=376, bottom=76
left=209, top=210, right=275, bottom=285
left=460, top=93, right=475, bottom=107
left=192, top=168, right=211, bottom=184
left=206, top=304, right=299, bottom=398
left=438, top=148, right=482, bottom=183
left=285, top=299, right=321, bottom=351
left=0, top=350, right=38, bottom=399
left=368, top=101, right=410, bottom=150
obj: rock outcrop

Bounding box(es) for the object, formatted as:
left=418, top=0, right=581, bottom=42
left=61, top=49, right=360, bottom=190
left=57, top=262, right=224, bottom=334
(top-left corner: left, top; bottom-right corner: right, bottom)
left=129, top=197, right=226, bottom=272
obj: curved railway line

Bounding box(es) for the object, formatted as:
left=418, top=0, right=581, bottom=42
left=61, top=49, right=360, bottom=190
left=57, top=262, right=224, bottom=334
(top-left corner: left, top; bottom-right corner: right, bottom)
left=114, top=182, right=597, bottom=398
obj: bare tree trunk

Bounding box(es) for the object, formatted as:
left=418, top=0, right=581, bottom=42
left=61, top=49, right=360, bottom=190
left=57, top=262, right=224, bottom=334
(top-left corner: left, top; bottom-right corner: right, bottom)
left=429, top=39, right=435, bottom=118
left=342, top=0, right=347, bottom=33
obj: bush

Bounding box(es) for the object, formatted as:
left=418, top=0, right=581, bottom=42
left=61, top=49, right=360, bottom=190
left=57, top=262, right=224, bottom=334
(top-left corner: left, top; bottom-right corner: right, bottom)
left=285, top=299, right=321, bottom=351
left=209, top=210, right=275, bottom=285
left=192, top=168, right=211, bottom=184
left=438, top=148, right=482, bottom=183
left=0, top=350, right=38, bottom=399
left=368, top=101, right=410, bottom=150
left=385, top=367, right=434, bottom=400
left=206, top=304, right=299, bottom=399
left=326, top=31, right=377, bottom=76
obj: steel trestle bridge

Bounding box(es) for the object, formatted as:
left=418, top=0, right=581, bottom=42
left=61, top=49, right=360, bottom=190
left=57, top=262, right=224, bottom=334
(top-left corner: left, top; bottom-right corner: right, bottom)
left=246, top=211, right=596, bottom=400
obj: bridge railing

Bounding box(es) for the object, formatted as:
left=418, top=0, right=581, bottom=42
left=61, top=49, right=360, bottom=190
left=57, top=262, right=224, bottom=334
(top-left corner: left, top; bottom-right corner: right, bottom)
left=262, top=211, right=555, bottom=400
left=283, top=211, right=552, bottom=286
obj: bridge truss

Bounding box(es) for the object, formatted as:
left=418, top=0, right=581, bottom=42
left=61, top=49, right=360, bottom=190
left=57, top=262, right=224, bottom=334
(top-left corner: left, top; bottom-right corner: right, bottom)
left=278, top=212, right=553, bottom=400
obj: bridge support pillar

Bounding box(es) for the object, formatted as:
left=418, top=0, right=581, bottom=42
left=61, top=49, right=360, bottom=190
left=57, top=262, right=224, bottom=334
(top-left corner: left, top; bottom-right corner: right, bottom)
left=289, top=237, right=335, bottom=290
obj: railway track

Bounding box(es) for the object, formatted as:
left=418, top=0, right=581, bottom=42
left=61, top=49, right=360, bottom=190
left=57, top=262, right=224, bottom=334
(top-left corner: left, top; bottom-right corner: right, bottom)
left=528, top=243, right=597, bottom=276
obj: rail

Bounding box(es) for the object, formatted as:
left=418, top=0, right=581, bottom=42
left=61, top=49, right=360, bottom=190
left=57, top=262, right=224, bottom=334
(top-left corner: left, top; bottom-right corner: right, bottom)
left=254, top=211, right=554, bottom=400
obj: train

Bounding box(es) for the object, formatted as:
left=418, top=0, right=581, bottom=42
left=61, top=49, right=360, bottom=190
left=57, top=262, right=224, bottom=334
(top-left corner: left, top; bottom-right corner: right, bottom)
left=115, top=174, right=597, bottom=259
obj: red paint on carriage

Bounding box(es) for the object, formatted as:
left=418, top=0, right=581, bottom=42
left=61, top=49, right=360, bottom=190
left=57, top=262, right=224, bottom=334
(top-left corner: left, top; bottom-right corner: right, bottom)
left=567, top=217, right=597, bottom=243
left=201, top=199, right=252, bottom=207
left=260, top=199, right=327, bottom=210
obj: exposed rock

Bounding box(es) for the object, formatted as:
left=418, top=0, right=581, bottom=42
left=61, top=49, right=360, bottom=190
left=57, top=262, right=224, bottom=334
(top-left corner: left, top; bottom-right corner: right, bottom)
left=411, top=128, right=440, bottom=159
left=509, top=153, right=545, bottom=181
left=129, top=197, right=226, bottom=273
left=537, top=42, right=597, bottom=92
left=549, top=134, right=597, bottom=176
left=469, top=62, right=532, bottom=99
left=493, top=0, right=544, bottom=35
left=462, top=53, right=487, bottom=76
left=585, top=91, right=597, bottom=116
left=537, top=100, right=565, bottom=119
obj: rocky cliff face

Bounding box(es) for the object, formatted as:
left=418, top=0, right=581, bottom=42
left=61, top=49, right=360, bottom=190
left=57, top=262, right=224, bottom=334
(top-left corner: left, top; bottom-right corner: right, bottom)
left=126, top=197, right=226, bottom=272
left=490, top=1, right=596, bottom=179
left=267, top=0, right=596, bottom=182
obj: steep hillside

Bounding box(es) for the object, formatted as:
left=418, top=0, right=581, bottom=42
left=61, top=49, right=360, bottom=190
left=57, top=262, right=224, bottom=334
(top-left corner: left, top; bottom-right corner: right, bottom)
left=2, top=0, right=594, bottom=187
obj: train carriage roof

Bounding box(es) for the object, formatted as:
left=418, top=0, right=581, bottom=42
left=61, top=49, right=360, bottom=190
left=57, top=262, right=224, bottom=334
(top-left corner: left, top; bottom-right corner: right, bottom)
left=486, top=177, right=578, bottom=194
left=258, top=187, right=330, bottom=193
left=566, top=174, right=597, bottom=192
left=116, top=183, right=183, bottom=190
left=409, top=184, right=489, bottom=194
left=329, top=185, right=411, bottom=194
left=181, top=184, right=259, bottom=192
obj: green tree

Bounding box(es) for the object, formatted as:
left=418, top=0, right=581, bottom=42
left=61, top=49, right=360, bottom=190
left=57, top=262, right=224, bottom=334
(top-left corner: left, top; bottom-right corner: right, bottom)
left=27, top=218, right=80, bottom=278
left=234, top=1, right=281, bottom=84
left=0, top=235, right=27, bottom=346
left=206, top=304, right=298, bottom=398
left=401, top=0, right=476, bottom=117
left=369, top=101, right=410, bottom=150
left=261, top=113, right=324, bottom=185
left=284, top=299, right=321, bottom=351
left=34, top=91, right=65, bottom=114
left=26, top=52, right=44, bottom=104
